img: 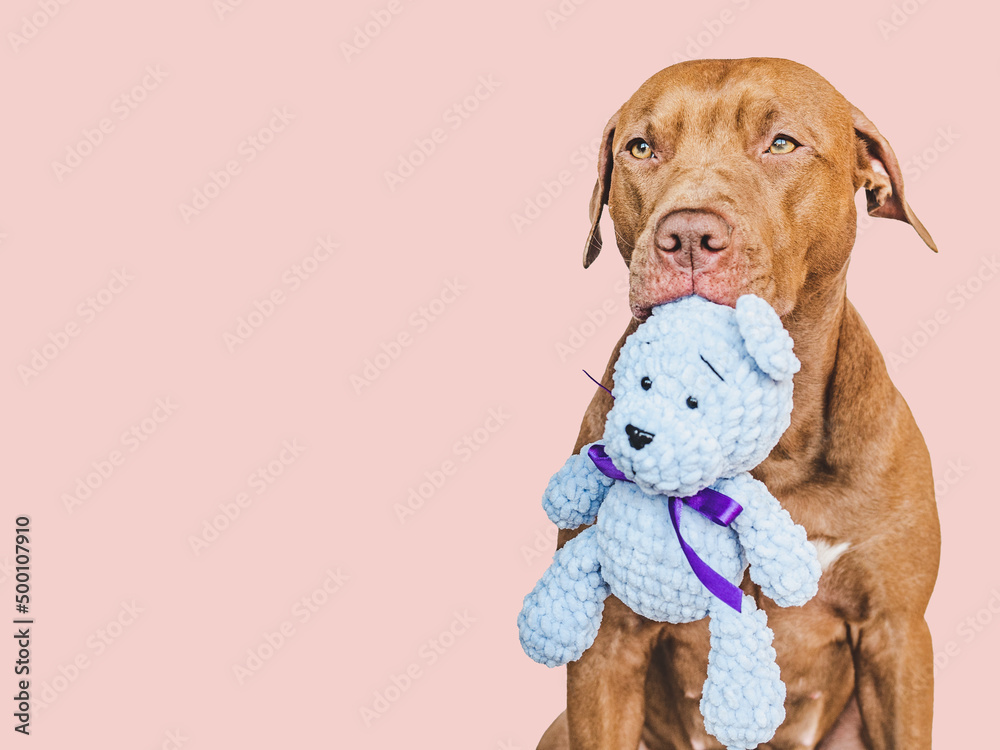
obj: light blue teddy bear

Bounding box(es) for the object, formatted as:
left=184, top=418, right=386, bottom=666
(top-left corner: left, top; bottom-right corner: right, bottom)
left=517, top=294, right=822, bottom=750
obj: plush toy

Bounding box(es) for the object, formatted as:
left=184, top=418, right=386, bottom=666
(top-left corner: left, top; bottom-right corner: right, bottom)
left=517, top=294, right=822, bottom=750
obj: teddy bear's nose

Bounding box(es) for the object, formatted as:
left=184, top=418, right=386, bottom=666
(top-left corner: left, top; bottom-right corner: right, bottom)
left=625, top=424, right=655, bottom=450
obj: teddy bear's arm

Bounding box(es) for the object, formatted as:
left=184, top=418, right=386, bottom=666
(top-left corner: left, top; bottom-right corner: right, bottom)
left=541, top=442, right=615, bottom=530
left=724, top=474, right=822, bottom=607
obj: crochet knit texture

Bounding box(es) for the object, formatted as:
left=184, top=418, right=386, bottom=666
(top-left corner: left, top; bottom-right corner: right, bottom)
left=518, top=295, right=822, bottom=750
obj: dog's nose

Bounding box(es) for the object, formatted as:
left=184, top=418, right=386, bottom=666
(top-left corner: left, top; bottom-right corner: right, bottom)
left=625, top=424, right=655, bottom=450
left=654, top=210, right=732, bottom=270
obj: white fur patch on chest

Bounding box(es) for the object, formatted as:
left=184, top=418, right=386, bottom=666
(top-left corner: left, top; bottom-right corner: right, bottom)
left=810, top=539, right=851, bottom=572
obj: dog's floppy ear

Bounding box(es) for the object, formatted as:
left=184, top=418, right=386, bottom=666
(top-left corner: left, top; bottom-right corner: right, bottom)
left=584, top=110, right=620, bottom=268
left=851, top=105, right=937, bottom=252
left=734, top=295, right=800, bottom=382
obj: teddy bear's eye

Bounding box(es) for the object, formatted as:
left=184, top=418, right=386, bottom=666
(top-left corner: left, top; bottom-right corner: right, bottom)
left=641, top=377, right=652, bottom=391
left=686, top=396, right=698, bottom=409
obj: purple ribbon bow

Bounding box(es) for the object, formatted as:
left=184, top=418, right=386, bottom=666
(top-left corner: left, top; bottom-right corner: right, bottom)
left=588, top=444, right=744, bottom=612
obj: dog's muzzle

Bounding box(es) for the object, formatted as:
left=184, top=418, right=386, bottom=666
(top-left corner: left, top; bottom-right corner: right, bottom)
left=625, top=424, right=655, bottom=450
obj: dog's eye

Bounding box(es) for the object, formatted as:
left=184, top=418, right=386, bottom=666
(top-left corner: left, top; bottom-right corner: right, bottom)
left=628, top=139, right=652, bottom=159
left=641, top=377, right=652, bottom=390
left=768, top=136, right=798, bottom=155
left=686, top=396, right=698, bottom=409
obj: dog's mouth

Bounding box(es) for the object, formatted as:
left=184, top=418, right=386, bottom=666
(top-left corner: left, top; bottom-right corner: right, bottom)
left=630, top=282, right=747, bottom=321
left=631, top=303, right=657, bottom=322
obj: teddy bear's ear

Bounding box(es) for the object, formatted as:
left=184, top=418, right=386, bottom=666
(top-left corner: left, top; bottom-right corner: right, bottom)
left=734, top=295, right=801, bottom=381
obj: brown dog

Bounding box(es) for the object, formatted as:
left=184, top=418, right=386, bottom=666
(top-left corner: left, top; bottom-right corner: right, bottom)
left=536, top=58, right=940, bottom=750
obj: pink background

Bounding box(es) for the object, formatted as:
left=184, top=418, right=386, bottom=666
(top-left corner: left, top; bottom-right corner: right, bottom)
left=2, top=0, right=997, bottom=747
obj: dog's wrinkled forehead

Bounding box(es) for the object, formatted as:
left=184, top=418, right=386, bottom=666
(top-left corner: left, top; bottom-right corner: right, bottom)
left=620, top=58, right=852, bottom=150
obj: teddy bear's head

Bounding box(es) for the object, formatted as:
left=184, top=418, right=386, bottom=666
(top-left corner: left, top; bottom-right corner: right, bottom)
left=604, top=294, right=800, bottom=497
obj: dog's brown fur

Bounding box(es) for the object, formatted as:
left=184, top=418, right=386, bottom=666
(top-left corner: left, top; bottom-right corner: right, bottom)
left=538, top=59, right=940, bottom=750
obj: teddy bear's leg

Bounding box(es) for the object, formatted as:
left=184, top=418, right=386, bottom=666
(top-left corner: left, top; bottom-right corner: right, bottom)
left=517, top=526, right=609, bottom=668
left=700, top=595, right=786, bottom=750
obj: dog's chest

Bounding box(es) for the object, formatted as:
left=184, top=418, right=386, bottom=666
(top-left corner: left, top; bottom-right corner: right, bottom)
left=595, top=482, right=746, bottom=623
